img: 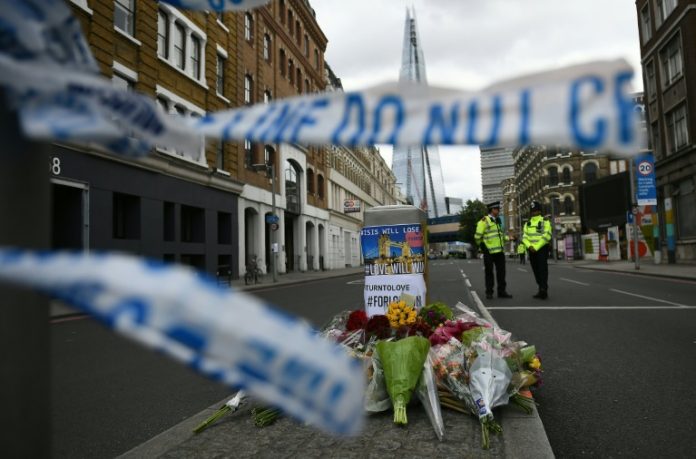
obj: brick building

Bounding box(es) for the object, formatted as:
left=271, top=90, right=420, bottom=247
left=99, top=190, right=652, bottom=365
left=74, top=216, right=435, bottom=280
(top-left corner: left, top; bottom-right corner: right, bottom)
left=636, top=0, right=696, bottom=262
left=512, top=147, right=620, bottom=258
left=56, top=0, right=333, bottom=280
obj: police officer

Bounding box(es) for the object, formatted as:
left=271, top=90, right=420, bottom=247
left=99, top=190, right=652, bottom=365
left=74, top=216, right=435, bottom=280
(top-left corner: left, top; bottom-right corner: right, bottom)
left=523, top=201, right=552, bottom=299
left=517, top=239, right=526, bottom=264
left=475, top=201, right=512, bottom=299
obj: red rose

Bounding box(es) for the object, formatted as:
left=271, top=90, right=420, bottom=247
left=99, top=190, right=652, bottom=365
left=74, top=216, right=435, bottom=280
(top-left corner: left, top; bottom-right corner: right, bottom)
left=346, top=310, right=368, bottom=331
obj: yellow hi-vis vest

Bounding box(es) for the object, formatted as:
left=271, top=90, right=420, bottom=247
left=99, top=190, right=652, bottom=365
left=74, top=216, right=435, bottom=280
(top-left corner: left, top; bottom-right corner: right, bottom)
left=517, top=242, right=527, bottom=254
left=475, top=215, right=506, bottom=254
left=522, top=215, right=552, bottom=251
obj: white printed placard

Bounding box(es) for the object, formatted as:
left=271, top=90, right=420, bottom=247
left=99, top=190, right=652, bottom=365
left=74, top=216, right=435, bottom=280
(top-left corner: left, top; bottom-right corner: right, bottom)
left=360, top=224, right=426, bottom=316
left=364, top=274, right=427, bottom=317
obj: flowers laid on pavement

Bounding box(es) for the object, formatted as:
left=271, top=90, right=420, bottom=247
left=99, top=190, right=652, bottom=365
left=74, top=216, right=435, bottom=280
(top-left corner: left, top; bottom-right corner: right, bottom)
left=195, top=298, right=544, bottom=451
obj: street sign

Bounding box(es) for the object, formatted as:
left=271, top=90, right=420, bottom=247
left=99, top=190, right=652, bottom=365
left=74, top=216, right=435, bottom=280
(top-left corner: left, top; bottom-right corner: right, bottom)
left=265, top=214, right=279, bottom=224
left=634, top=153, right=657, bottom=206
left=626, top=211, right=634, bottom=224
left=270, top=222, right=279, bottom=231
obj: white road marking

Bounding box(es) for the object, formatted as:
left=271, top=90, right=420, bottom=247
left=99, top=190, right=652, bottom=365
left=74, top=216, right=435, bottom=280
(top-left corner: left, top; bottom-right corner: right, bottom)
left=517, top=268, right=527, bottom=272
left=609, top=288, right=686, bottom=306
left=346, top=279, right=364, bottom=285
left=487, top=305, right=696, bottom=310
left=465, top=279, right=472, bottom=288
left=560, top=277, right=590, bottom=286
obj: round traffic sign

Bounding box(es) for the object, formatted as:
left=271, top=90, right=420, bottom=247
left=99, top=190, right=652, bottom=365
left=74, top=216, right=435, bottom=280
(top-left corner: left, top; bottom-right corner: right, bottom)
left=637, top=161, right=653, bottom=176
left=271, top=222, right=279, bottom=231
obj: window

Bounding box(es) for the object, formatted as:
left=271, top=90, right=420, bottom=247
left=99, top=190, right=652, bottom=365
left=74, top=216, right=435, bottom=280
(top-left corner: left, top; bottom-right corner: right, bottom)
left=288, top=10, right=294, bottom=35
left=676, top=178, right=696, bottom=238
left=264, top=145, right=274, bottom=169
left=583, top=162, right=598, bottom=183
left=163, top=202, right=175, bottom=241
left=244, top=13, right=253, bottom=41
left=244, top=74, right=253, bottom=104
left=263, top=90, right=272, bottom=104
left=548, top=166, right=559, bottom=186
left=157, top=10, right=169, bottom=58
left=173, top=22, right=185, bottom=70
left=307, top=169, right=315, bottom=194
left=218, top=212, right=232, bottom=244
left=296, top=68, right=302, bottom=91
left=216, top=54, right=226, bottom=95
left=314, top=49, right=319, bottom=69
left=114, top=0, right=135, bottom=36
left=113, top=192, right=140, bottom=239
left=279, top=49, right=286, bottom=76
left=660, top=34, right=683, bottom=87
left=562, top=167, right=571, bottom=184
left=317, top=175, right=325, bottom=199
left=263, top=34, right=271, bottom=61
left=295, top=20, right=300, bottom=43
left=645, top=60, right=656, bottom=100
left=651, top=121, right=662, bottom=160
left=112, top=71, right=134, bottom=91
left=304, top=78, right=310, bottom=93
left=640, top=4, right=652, bottom=43
left=303, top=34, right=309, bottom=56
left=244, top=139, right=254, bottom=167
left=288, top=59, right=294, bottom=84
left=181, top=205, right=205, bottom=243
left=655, top=0, right=677, bottom=26
left=279, top=0, right=285, bottom=23
left=666, top=103, right=688, bottom=153
left=550, top=196, right=560, bottom=215
left=563, top=196, right=574, bottom=215
left=190, top=36, right=201, bottom=79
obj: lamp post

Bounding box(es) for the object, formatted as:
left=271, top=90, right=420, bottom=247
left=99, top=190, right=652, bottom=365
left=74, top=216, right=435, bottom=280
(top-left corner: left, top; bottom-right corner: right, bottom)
left=252, top=162, right=278, bottom=283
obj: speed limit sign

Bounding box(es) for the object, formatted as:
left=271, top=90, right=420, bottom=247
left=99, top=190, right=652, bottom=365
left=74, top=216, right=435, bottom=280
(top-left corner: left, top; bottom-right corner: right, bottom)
left=637, top=160, right=653, bottom=176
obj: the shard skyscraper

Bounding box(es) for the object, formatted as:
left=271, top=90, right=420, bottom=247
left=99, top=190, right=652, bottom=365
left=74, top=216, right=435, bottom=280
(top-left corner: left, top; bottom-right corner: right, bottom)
left=391, top=7, right=447, bottom=218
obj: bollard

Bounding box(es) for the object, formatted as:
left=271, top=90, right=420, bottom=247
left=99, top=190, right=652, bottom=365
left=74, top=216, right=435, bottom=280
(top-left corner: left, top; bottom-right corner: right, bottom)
left=360, top=205, right=428, bottom=316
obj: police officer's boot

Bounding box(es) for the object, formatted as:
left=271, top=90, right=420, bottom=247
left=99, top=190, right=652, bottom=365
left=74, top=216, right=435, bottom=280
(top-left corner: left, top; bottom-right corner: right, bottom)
left=533, top=290, right=548, bottom=299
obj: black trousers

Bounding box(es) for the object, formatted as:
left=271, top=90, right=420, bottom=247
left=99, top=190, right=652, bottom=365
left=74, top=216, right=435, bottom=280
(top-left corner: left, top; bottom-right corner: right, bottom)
left=528, top=245, right=549, bottom=292
left=483, top=251, right=507, bottom=295
left=519, top=253, right=526, bottom=264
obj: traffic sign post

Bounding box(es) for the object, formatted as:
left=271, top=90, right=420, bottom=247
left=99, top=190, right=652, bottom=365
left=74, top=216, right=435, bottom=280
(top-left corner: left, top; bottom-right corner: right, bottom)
left=629, top=157, right=641, bottom=270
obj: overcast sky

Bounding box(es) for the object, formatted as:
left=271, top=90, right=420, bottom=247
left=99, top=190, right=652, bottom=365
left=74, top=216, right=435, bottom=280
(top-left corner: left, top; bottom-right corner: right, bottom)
left=310, top=0, right=642, bottom=203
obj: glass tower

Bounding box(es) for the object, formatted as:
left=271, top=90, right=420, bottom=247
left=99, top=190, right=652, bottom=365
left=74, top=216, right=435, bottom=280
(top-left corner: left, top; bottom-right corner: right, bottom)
left=391, top=7, right=447, bottom=218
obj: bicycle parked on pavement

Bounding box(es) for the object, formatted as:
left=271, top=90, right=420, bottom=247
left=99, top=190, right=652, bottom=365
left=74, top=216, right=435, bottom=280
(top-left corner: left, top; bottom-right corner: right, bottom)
left=244, top=255, right=262, bottom=285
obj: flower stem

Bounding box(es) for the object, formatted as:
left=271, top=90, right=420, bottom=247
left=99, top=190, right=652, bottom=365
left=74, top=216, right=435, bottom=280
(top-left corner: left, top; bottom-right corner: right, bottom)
left=193, top=405, right=231, bottom=434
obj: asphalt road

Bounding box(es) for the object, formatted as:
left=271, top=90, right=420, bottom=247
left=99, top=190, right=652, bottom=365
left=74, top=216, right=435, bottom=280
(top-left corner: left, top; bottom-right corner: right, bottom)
left=51, top=260, right=696, bottom=457
left=438, top=257, right=696, bottom=458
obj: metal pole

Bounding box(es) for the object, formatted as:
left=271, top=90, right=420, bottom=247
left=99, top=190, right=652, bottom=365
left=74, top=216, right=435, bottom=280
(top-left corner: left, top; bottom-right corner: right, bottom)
left=0, top=92, right=51, bottom=457
left=629, top=160, right=641, bottom=270
left=271, top=164, right=278, bottom=282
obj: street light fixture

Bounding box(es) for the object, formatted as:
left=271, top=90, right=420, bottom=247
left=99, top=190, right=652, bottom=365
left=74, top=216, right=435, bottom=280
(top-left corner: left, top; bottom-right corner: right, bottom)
left=252, top=162, right=278, bottom=283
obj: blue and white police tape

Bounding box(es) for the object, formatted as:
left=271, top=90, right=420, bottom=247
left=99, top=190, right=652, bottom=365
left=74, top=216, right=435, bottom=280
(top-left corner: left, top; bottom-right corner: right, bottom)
left=193, top=58, right=643, bottom=154
left=162, top=0, right=271, bottom=11
left=0, top=248, right=365, bottom=436
left=0, top=0, right=645, bottom=154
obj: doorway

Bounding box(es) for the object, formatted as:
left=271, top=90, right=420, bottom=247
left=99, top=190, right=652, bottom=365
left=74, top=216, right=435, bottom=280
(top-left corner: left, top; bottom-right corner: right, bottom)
left=51, top=179, right=88, bottom=250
